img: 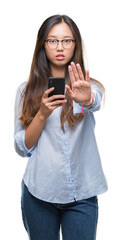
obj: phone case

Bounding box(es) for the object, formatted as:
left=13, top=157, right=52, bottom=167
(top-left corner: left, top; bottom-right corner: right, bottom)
left=48, top=77, right=65, bottom=99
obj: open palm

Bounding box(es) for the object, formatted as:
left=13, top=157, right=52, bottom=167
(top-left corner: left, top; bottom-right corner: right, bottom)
left=66, top=62, right=91, bottom=105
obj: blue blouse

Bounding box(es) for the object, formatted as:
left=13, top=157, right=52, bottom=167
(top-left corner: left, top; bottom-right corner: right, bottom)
left=14, top=80, right=108, bottom=204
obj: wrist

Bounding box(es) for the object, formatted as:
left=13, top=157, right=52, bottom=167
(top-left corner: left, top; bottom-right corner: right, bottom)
left=37, top=109, right=47, bottom=122
left=82, top=92, right=95, bottom=107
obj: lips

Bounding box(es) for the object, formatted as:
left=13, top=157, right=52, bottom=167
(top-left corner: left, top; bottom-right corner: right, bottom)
left=56, top=54, right=65, bottom=60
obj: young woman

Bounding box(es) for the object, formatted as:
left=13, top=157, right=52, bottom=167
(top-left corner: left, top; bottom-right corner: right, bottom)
left=14, top=14, right=108, bottom=240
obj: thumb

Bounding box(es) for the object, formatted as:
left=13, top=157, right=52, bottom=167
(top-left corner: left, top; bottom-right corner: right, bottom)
left=65, top=85, right=74, bottom=99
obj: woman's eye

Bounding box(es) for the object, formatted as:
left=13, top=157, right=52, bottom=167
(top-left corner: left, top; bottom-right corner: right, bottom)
left=49, top=39, right=56, bottom=43
left=64, top=39, right=71, bottom=43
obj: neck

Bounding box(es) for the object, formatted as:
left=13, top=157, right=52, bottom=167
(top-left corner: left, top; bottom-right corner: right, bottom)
left=50, top=63, right=66, bottom=77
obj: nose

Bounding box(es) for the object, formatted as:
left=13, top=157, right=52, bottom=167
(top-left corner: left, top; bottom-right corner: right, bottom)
left=56, top=41, right=63, bottom=50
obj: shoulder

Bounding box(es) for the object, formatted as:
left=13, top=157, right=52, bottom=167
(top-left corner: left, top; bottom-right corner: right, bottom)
left=90, top=77, right=105, bottom=93
left=16, top=81, right=27, bottom=96
left=18, top=81, right=27, bottom=92
left=15, top=81, right=28, bottom=105
left=90, top=77, right=104, bottom=89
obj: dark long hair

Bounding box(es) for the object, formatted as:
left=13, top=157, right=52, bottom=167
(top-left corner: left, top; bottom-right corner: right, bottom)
left=19, top=15, right=103, bottom=130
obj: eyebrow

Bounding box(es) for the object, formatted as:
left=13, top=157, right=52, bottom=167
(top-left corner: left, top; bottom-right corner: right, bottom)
left=47, top=35, right=73, bottom=38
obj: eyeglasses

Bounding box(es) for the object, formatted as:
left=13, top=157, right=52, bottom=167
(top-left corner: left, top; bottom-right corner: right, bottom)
left=44, top=39, right=76, bottom=49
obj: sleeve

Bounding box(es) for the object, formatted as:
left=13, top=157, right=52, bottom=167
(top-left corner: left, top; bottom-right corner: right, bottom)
left=14, top=83, right=36, bottom=158
left=73, top=80, right=104, bottom=115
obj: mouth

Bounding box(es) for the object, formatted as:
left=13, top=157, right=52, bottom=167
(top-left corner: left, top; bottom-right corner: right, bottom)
left=56, top=54, right=65, bottom=60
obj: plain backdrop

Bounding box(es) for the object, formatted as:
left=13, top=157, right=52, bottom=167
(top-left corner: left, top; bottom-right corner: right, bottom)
left=0, top=0, right=122, bottom=239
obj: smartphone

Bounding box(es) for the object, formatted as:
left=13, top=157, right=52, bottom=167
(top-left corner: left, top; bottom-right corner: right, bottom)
left=48, top=77, right=65, bottom=100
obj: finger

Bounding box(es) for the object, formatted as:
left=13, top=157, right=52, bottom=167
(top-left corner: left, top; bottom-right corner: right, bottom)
left=50, top=99, right=67, bottom=106
left=50, top=104, right=63, bottom=111
left=43, top=87, right=54, bottom=98
left=68, top=65, right=75, bottom=84
left=76, top=63, right=84, bottom=81
left=48, top=94, right=65, bottom=102
left=71, top=62, right=79, bottom=81
left=85, top=70, right=90, bottom=82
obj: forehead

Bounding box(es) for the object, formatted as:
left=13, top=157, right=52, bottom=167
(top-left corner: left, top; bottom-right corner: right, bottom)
left=47, top=22, right=73, bottom=38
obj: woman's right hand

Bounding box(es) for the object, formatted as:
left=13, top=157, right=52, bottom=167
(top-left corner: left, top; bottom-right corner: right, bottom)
left=39, top=87, right=67, bottom=119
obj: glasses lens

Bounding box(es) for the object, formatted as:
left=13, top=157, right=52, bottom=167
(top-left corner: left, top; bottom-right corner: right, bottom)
left=48, top=39, right=57, bottom=49
left=63, top=39, right=72, bottom=49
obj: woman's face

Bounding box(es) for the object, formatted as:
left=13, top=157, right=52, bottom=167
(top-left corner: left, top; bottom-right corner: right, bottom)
left=44, top=22, right=75, bottom=69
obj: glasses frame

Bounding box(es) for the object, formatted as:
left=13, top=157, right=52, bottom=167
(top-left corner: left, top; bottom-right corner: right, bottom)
left=44, top=39, right=76, bottom=49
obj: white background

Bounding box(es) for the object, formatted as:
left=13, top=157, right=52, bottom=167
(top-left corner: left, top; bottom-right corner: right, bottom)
left=0, top=0, right=122, bottom=239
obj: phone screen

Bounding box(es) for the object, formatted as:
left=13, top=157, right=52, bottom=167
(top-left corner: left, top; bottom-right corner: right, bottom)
left=48, top=77, right=65, bottom=100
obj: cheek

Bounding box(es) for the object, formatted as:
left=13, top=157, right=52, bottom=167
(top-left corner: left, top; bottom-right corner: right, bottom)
left=46, top=53, right=54, bottom=63
left=44, top=47, right=53, bottom=61
left=67, top=48, right=75, bottom=61
left=46, top=52, right=52, bottom=61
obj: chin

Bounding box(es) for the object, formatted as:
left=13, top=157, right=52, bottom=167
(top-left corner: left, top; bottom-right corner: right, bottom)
left=56, top=59, right=69, bottom=66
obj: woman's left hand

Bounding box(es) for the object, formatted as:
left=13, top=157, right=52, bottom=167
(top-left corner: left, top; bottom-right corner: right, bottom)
left=66, top=62, right=91, bottom=105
